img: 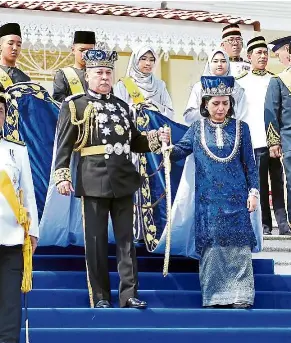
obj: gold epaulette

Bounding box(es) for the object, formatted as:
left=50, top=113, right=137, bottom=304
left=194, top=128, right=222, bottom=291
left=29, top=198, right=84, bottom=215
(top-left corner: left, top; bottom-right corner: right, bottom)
left=4, top=137, right=26, bottom=146
left=235, top=71, right=248, bottom=80
left=69, top=100, right=93, bottom=152
left=64, top=93, right=85, bottom=102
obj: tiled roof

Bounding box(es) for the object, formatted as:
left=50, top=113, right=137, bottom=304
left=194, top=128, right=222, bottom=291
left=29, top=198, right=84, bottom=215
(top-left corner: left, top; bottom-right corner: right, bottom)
left=0, top=1, right=260, bottom=30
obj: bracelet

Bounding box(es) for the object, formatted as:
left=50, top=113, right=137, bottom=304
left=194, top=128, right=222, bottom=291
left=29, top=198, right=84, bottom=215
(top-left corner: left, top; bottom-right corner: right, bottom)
left=249, top=188, right=260, bottom=198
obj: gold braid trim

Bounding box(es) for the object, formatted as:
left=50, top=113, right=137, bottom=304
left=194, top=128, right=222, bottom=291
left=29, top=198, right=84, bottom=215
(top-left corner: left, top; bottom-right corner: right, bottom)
left=81, top=197, right=94, bottom=308
left=266, top=123, right=281, bottom=147
left=147, top=130, right=162, bottom=154
left=162, top=126, right=172, bottom=277
left=54, top=168, right=72, bottom=185
left=69, top=100, right=93, bottom=152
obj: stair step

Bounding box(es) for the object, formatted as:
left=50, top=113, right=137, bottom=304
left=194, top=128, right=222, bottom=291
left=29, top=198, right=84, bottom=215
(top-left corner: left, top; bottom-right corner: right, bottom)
left=20, top=327, right=291, bottom=343
left=21, top=308, right=291, bottom=328
left=254, top=252, right=291, bottom=262
left=264, top=234, right=291, bottom=241
left=32, top=255, right=274, bottom=274
left=22, top=289, right=291, bottom=309
left=32, top=272, right=291, bottom=291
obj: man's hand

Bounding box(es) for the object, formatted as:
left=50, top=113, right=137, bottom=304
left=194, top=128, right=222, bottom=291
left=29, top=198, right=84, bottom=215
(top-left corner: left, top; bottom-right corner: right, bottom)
left=57, top=181, right=74, bottom=196
left=247, top=195, right=257, bottom=212
left=269, top=145, right=282, bottom=158
left=158, top=127, right=171, bottom=144
left=30, top=236, right=38, bottom=254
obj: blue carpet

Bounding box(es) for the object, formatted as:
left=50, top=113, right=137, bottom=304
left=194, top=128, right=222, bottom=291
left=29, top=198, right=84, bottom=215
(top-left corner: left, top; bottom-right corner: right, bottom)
left=22, top=289, right=291, bottom=309
left=18, top=247, right=291, bottom=343
left=32, top=271, right=291, bottom=291
left=21, top=328, right=291, bottom=343
left=22, top=308, right=291, bottom=328
left=32, top=254, right=274, bottom=273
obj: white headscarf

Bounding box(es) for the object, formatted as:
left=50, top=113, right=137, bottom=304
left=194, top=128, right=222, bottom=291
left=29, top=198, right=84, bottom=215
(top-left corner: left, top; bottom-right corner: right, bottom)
left=126, top=45, right=159, bottom=98
left=203, top=48, right=231, bottom=76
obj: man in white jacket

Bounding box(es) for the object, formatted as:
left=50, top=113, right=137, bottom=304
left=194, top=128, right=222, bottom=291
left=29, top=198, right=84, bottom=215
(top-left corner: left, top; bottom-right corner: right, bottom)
left=236, top=36, right=290, bottom=236
left=221, top=24, right=250, bottom=78
left=0, top=91, right=39, bottom=343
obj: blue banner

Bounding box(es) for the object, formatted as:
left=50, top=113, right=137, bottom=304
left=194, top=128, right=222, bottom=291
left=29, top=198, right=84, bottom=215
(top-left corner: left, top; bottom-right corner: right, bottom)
left=4, top=82, right=59, bottom=220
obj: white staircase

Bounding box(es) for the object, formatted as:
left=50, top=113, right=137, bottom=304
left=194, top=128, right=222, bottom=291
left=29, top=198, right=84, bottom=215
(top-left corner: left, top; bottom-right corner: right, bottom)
left=253, top=212, right=291, bottom=274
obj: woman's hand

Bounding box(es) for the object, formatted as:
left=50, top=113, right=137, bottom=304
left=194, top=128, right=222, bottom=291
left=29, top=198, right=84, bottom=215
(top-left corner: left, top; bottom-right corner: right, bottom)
left=247, top=195, right=257, bottom=212
left=158, top=127, right=171, bottom=144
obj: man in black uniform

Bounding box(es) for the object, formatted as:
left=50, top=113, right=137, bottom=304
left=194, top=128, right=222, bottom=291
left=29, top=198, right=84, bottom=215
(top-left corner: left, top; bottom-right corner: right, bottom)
left=0, top=23, right=30, bottom=89
left=52, top=31, right=96, bottom=103
left=265, top=42, right=291, bottom=230
left=54, top=47, right=166, bottom=309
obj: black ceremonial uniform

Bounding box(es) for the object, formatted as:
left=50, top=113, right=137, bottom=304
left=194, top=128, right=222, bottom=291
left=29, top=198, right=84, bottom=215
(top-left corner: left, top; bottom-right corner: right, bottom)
left=52, top=30, right=96, bottom=103
left=54, top=90, right=161, bottom=307
left=52, top=67, right=87, bottom=103
left=0, top=23, right=31, bottom=89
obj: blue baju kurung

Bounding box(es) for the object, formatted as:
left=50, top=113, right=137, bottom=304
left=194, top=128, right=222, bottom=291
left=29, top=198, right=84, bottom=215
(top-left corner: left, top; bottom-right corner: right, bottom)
left=170, top=117, right=259, bottom=306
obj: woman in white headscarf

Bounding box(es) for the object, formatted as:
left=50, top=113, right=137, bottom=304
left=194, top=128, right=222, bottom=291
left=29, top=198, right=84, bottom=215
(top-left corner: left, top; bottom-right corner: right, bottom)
left=114, top=46, right=175, bottom=241
left=183, top=48, right=247, bottom=126
left=114, top=45, right=174, bottom=120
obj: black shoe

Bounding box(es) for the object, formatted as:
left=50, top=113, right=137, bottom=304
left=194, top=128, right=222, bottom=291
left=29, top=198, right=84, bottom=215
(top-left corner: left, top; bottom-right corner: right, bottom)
left=263, top=224, right=272, bottom=235
left=232, top=303, right=251, bottom=309
left=95, top=300, right=113, bottom=308
left=125, top=297, right=147, bottom=309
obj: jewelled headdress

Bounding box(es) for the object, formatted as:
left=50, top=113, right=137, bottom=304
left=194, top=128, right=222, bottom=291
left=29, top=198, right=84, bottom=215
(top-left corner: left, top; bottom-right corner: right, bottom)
left=201, top=76, right=235, bottom=97
left=83, top=42, right=118, bottom=69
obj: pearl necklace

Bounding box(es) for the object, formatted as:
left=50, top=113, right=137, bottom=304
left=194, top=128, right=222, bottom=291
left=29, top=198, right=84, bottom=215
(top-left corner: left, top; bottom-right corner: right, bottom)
left=200, top=118, right=241, bottom=163
left=207, top=118, right=229, bottom=149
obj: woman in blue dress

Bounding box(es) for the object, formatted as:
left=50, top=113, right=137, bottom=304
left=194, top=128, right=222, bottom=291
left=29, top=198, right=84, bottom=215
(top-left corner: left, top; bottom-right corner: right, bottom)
left=160, top=75, right=261, bottom=308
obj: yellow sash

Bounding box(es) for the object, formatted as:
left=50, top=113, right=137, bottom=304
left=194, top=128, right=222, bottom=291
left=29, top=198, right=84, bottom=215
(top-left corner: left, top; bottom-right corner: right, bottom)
left=0, top=67, right=13, bottom=89
left=121, top=77, right=145, bottom=104
left=0, top=170, right=32, bottom=293
left=62, top=67, right=85, bottom=95
left=277, top=69, right=291, bottom=92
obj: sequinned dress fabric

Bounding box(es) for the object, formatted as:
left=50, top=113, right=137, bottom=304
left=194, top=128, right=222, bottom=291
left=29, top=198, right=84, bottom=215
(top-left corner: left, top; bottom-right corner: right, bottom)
left=171, top=118, right=259, bottom=306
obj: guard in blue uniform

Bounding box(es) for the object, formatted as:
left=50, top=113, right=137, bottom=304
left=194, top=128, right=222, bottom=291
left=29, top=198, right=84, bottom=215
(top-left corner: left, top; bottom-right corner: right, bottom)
left=264, top=41, right=291, bottom=229
left=268, top=36, right=291, bottom=68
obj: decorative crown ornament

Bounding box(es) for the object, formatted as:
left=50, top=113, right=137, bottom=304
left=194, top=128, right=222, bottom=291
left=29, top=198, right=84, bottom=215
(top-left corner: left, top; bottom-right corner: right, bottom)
left=201, top=76, right=235, bottom=97
left=82, top=42, right=118, bottom=69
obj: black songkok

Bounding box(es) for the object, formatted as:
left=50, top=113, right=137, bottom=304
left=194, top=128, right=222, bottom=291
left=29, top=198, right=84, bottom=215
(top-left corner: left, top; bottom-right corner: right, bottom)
left=0, top=23, right=21, bottom=38
left=73, top=31, right=96, bottom=45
